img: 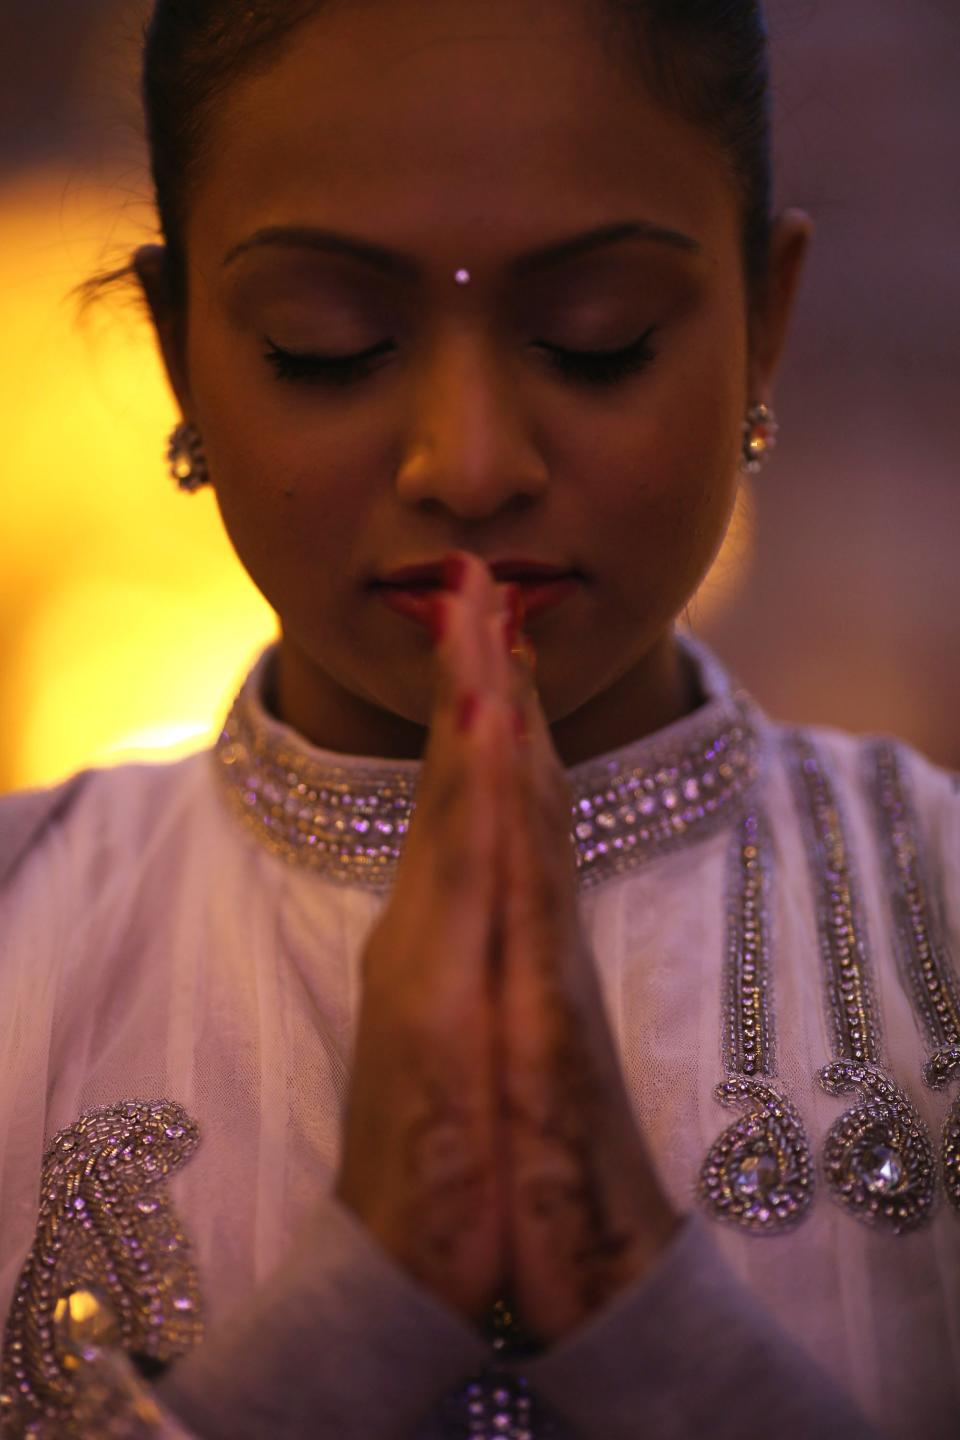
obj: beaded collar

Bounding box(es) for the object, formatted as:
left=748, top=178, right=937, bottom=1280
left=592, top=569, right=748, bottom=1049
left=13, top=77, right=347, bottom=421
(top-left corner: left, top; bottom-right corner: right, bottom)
left=212, top=634, right=766, bottom=892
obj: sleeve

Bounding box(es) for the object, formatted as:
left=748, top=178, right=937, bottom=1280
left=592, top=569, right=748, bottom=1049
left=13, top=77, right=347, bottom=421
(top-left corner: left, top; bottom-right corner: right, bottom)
left=514, top=1214, right=886, bottom=1440
left=0, top=772, right=91, bottom=891
left=154, top=1193, right=490, bottom=1439
left=917, top=748, right=960, bottom=949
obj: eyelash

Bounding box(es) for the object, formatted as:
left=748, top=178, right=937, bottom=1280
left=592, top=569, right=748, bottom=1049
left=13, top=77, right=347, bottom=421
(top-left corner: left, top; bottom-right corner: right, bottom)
left=262, top=328, right=658, bottom=389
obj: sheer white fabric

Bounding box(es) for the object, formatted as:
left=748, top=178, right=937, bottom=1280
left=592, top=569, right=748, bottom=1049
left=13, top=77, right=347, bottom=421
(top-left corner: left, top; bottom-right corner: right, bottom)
left=1, top=637, right=958, bottom=1437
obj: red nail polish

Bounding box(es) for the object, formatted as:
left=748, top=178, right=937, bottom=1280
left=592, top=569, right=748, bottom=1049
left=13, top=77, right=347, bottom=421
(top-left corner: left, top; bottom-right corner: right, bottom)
left=457, top=692, right=480, bottom=734
left=443, top=553, right=468, bottom=593
left=503, top=584, right=526, bottom=651
left=427, top=594, right=448, bottom=646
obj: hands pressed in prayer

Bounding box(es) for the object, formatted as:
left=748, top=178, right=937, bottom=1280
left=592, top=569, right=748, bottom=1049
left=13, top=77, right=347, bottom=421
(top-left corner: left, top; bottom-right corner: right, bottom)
left=496, top=570, right=680, bottom=1342
left=335, top=551, right=679, bottom=1343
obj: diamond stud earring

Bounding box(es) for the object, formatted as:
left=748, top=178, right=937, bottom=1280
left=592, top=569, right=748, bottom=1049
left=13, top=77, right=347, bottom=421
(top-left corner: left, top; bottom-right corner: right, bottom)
left=741, top=403, right=779, bottom=475
left=167, top=422, right=210, bottom=493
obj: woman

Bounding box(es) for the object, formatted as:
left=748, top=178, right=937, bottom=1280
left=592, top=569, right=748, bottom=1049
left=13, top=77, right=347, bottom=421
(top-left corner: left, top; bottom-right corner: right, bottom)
left=1, top=1, right=957, bottom=1436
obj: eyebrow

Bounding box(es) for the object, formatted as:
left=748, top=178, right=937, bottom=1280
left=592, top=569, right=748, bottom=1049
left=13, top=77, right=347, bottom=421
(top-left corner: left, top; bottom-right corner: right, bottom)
left=220, top=219, right=702, bottom=278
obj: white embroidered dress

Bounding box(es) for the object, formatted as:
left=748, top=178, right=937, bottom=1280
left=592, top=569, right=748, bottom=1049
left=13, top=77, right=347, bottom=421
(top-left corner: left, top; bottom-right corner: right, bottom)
left=0, top=635, right=958, bottom=1438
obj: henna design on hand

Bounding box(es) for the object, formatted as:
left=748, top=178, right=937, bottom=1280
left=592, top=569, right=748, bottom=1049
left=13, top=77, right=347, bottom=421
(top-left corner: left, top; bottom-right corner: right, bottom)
left=506, top=987, right=639, bottom=1315
left=402, top=1075, right=498, bottom=1263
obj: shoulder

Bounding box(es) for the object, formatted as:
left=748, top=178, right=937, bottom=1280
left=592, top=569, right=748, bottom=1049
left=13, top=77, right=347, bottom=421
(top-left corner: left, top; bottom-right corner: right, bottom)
left=765, top=716, right=958, bottom=812
left=0, top=751, right=214, bottom=896
left=761, top=716, right=960, bottom=893
left=0, top=771, right=93, bottom=892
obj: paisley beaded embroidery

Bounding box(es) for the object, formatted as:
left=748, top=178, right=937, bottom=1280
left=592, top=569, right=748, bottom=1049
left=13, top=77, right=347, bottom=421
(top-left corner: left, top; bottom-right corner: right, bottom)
left=699, top=810, right=814, bottom=1232
left=213, top=642, right=762, bottom=893
left=40, top=1344, right=189, bottom=1439
left=785, top=733, right=935, bottom=1232
left=866, top=739, right=960, bottom=1210
left=1, top=1101, right=203, bottom=1436
left=819, top=1062, right=935, bottom=1230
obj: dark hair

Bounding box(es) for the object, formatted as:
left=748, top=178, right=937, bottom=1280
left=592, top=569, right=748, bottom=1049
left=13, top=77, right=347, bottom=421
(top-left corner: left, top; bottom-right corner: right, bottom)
left=602, top=1, right=773, bottom=298
left=83, top=0, right=772, bottom=311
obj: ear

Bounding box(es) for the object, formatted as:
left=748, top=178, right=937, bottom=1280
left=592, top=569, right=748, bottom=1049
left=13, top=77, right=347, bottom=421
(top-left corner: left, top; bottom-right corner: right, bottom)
left=748, top=208, right=814, bottom=405
left=133, top=244, right=193, bottom=418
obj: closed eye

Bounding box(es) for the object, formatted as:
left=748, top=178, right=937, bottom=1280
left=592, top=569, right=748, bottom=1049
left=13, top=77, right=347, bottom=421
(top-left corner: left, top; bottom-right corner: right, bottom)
left=538, top=327, right=658, bottom=384
left=262, top=326, right=658, bottom=387
left=264, top=338, right=395, bottom=384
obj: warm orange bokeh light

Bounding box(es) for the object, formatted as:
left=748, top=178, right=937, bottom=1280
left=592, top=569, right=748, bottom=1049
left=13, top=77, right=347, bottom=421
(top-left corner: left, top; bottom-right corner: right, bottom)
left=0, top=168, right=752, bottom=793
left=0, top=169, right=277, bottom=793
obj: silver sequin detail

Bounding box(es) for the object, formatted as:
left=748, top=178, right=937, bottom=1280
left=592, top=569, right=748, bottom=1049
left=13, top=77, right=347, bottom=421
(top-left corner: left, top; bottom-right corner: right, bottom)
left=700, top=811, right=814, bottom=1232
left=866, top=739, right=960, bottom=1210
left=213, top=646, right=762, bottom=893
left=1, top=1101, right=203, bottom=1436
left=926, top=1047, right=960, bottom=1208
left=27, top=1346, right=191, bottom=1438
left=216, top=700, right=418, bottom=889
left=785, top=733, right=881, bottom=1065
left=722, top=810, right=776, bottom=1077
left=785, top=733, right=935, bottom=1231
left=443, top=1301, right=556, bottom=1439
left=443, top=1372, right=546, bottom=1440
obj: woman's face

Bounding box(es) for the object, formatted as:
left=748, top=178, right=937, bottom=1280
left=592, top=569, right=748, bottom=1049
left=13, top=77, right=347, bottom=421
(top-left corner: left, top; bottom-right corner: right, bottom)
left=143, top=0, right=806, bottom=762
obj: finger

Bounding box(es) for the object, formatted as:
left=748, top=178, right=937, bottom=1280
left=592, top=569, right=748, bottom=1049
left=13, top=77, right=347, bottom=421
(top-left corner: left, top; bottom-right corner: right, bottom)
left=443, top=551, right=504, bottom=694
left=429, top=558, right=518, bottom=754
left=486, top=584, right=518, bottom=703
left=496, top=681, right=583, bottom=1006
left=423, top=592, right=485, bottom=748
left=498, top=726, right=617, bottom=1144
left=432, top=554, right=517, bottom=724
left=501, top=721, right=627, bottom=1103
left=397, top=682, right=506, bottom=967
left=409, top=575, right=518, bottom=888
left=409, top=606, right=499, bottom=880
left=469, top=557, right=509, bottom=689
left=493, top=585, right=545, bottom=747
left=505, top=635, right=574, bottom=846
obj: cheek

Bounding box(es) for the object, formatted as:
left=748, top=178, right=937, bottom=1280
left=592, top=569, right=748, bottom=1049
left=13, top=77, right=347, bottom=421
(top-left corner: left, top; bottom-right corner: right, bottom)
left=656, top=396, right=742, bottom=556
left=186, top=326, right=306, bottom=569
left=576, top=385, right=742, bottom=616
left=189, top=316, right=387, bottom=586
left=192, top=385, right=376, bottom=632
left=617, top=315, right=745, bottom=603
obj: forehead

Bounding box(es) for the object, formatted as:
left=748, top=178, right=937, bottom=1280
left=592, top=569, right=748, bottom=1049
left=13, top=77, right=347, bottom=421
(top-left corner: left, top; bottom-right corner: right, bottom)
left=190, top=0, right=738, bottom=278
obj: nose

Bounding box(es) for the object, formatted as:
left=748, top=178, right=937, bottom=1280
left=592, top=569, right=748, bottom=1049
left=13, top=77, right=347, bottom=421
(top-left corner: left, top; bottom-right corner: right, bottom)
left=394, top=331, right=549, bottom=519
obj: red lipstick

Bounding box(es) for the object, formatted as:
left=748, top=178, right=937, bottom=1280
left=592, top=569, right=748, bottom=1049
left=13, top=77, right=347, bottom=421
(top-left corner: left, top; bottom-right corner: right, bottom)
left=374, top=556, right=582, bottom=630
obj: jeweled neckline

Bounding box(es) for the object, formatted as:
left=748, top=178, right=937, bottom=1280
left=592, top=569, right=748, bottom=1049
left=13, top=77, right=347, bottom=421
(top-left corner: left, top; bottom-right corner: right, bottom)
left=212, top=633, right=766, bottom=892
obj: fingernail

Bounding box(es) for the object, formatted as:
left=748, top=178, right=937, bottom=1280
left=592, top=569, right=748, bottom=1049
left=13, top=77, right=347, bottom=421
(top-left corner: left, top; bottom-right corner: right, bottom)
left=443, top=552, right=468, bottom=593
left=427, top=594, right=448, bottom=646
left=457, top=692, right=480, bottom=734
left=512, top=704, right=530, bottom=743
left=502, top=584, right=526, bottom=652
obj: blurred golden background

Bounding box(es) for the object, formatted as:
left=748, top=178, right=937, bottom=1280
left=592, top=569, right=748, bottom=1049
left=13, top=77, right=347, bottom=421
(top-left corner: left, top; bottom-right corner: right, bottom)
left=1, top=0, right=958, bottom=793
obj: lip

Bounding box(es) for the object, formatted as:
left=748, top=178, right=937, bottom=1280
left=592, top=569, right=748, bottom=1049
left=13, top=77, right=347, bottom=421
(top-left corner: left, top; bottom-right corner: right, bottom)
left=377, top=557, right=579, bottom=588
left=375, top=575, right=581, bottom=630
